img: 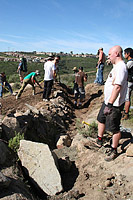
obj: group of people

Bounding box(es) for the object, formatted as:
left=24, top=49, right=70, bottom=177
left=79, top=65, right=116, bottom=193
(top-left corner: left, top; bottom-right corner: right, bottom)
left=1, top=45, right=133, bottom=162
left=93, top=45, right=133, bottom=161
left=73, top=45, right=132, bottom=162
left=16, top=55, right=60, bottom=101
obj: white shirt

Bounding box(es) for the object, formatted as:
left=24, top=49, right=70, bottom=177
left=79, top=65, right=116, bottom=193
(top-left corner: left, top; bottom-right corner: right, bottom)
left=44, top=61, right=56, bottom=81
left=104, top=61, right=128, bottom=107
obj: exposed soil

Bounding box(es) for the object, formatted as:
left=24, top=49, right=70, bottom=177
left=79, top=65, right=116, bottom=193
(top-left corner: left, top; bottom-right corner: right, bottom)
left=1, top=82, right=133, bottom=200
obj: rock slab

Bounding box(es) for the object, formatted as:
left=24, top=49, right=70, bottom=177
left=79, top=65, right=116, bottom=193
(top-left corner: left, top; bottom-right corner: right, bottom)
left=18, top=140, right=63, bottom=196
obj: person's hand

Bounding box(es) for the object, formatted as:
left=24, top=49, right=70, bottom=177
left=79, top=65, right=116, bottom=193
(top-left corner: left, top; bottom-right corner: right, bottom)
left=103, top=103, right=113, bottom=116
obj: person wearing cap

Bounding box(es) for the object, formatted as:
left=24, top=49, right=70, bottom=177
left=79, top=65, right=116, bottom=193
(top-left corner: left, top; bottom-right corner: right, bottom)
left=16, top=70, right=42, bottom=99
left=43, top=57, right=59, bottom=101
left=95, top=48, right=106, bottom=85
left=74, top=66, right=87, bottom=107
left=17, top=58, right=24, bottom=84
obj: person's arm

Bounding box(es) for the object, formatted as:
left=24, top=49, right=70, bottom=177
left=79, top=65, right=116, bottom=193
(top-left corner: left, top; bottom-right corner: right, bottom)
left=84, top=73, right=87, bottom=82
left=53, top=69, right=56, bottom=79
left=104, top=84, right=121, bottom=115
left=17, top=63, right=21, bottom=72
left=108, top=84, right=121, bottom=104
left=34, top=77, right=42, bottom=88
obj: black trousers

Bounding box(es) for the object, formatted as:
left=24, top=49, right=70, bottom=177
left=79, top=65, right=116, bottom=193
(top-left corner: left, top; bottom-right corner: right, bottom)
left=43, top=80, right=53, bottom=99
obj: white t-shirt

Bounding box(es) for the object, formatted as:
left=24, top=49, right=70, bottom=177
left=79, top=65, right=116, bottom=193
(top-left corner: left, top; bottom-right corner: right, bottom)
left=44, top=61, right=56, bottom=81
left=104, top=61, right=128, bottom=107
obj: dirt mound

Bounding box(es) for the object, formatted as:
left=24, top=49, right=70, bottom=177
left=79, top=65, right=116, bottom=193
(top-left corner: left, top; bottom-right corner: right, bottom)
left=1, top=82, right=133, bottom=200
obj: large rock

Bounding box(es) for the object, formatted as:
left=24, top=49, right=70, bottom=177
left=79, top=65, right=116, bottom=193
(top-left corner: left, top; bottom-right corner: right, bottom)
left=2, top=115, right=20, bottom=139
left=18, top=140, right=63, bottom=196
left=126, top=144, right=133, bottom=157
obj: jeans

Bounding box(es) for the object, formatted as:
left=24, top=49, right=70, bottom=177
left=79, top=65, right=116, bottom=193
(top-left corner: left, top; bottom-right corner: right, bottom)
left=98, top=64, right=104, bottom=84
left=5, top=82, right=13, bottom=94
left=0, top=83, right=3, bottom=97
left=94, top=68, right=99, bottom=83
left=74, top=87, right=85, bottom=102
left=94, top=64, right=104, bottom=85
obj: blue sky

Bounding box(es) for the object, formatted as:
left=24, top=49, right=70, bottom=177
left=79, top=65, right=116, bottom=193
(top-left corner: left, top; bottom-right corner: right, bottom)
left=0, top=0, right=133, bottom=54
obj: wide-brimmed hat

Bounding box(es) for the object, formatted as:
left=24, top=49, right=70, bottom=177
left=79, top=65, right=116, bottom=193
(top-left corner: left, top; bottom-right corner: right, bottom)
left=72, top=67, right=78, bottom=71
left=35, top=70, right=40, bottom=75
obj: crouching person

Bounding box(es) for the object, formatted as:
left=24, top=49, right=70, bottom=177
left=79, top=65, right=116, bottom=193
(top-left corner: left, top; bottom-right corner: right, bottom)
left=16, top=70, right=42, bottom=99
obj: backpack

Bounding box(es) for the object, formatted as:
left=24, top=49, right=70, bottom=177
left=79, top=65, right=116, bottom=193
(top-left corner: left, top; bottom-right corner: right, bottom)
left=22, top=58, right=27, bottom=72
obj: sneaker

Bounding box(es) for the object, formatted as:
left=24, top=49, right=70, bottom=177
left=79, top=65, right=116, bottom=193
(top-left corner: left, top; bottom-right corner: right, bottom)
left=16, top=96, right=19, bottom=100
left=43, top=99, right=48, bottom=102
left=87, top=137, right=103, bottom=148
left=94, top=137, right=103, bottom=148
left=104, top=148, right=117, bottom=162
left=12, top=92, right=17, bottom=96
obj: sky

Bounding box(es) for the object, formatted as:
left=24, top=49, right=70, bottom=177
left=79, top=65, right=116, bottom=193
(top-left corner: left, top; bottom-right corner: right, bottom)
left=0, top=0, right=133, bottom=55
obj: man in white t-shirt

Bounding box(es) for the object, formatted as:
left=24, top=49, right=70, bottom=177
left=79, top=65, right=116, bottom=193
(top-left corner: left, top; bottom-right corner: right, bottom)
left=94, top=45, right=128, bottom=161
left=43, top=57, right=59, bottom=101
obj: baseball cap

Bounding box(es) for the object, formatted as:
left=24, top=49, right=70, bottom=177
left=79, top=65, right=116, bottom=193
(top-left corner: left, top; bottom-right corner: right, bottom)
left=79, top=66, right=83, bottom=70
left=35, top=70, right=40, bottom=75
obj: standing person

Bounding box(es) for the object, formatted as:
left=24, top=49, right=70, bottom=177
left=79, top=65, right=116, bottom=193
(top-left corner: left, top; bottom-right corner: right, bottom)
left=16, top=70, right=42, bottom=99
left=72, top=67, right=78, bottom=96
left=93, top=45, right=128, bottom=161
left=122, top=48, right=133, bottom=120
left=74, top=67, right=87, bottom=107
left=54, top=56, right=61, bottom=83
left=43, top=57, right=58, bottom=101
left=95, top=48, right=106, bottom=85
left=94, top=50, right=100, bottom=84
left=17, top=58, right=24, bottom=84
left=0, top=73, right=3, bottom=98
